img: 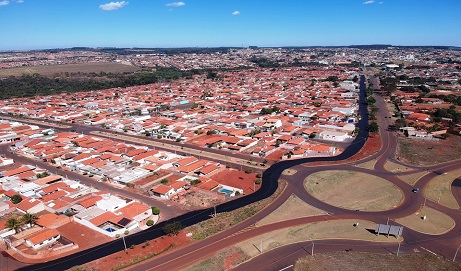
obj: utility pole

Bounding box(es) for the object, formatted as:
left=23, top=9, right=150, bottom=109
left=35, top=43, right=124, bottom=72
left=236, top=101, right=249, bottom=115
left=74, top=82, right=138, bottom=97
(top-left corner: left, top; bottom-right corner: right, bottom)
left=311, top=241, right=314, bottom=256
left=397, top=242, right=401, bottom=256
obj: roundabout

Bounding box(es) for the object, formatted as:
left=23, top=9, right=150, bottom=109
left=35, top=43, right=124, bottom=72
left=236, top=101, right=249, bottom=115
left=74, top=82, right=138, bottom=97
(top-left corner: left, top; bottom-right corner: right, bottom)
left=304, top=170, right=403, bottom=211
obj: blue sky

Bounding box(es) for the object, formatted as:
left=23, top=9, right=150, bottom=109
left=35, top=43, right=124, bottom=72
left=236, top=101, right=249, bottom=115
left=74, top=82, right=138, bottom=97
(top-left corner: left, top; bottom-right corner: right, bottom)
left=1, top=0, right=460, bottom=50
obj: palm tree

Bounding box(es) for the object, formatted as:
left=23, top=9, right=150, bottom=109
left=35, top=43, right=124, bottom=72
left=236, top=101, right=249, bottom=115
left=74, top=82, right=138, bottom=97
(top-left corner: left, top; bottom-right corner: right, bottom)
left=22, top=213, right=38, bottom=227
left=6, top=217, right=22, bottom=233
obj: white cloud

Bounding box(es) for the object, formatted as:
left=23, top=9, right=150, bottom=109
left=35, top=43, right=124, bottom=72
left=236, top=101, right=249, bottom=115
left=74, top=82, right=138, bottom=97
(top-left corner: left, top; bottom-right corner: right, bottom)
left=232, top=11, right=240, bottom=16
left=0, top=0, right=9, bottom=7
left=363, top=0, right=375, bottom=4
left=166, top=2, right=185, bottom=7
left=99, top=1, right=128, bottom=11
left=16, top=0, right=24, bottom=3
left=379, top=1, right=384, bottom=4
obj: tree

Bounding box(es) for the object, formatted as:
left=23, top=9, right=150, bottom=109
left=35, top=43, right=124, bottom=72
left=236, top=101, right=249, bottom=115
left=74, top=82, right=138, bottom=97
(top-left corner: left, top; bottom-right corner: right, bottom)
left=163, top=221, right=183, bottom=236
left=395, top=118, right=407, bottom=129
left=6, top=217, right=22, bottom=233
left=22, top=213, right=38, bottom=226
left=10, top=194, right=22, bottom=204
left=404, top=129, right=409, bottom=137
left=367, top=122, right=379, bottom=133
left=146, top=220, right=154, bottom=227
left=160, top=179, right=169, bottom=185
left=151, top=207, right=161, bottom=215
left=326, top=75, right=338, bottom=82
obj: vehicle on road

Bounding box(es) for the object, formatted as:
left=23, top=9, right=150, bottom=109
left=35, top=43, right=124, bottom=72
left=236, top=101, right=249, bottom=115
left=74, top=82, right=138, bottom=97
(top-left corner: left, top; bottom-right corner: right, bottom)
left=412, top=188, right=419, bottom=193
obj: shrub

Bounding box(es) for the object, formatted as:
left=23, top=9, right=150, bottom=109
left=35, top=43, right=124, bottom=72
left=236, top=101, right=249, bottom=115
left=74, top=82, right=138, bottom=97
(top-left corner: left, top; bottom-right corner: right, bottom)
left=115, top=234, right=120, bottom=238
left=124, top=230, right=129, bottom=235
left=256, top=173, right=262, bottom=178
left=151, top=207, right=160, bottom=215
left=163, top=221, right=183, bottom=236
left=10, top=194, right=22, bottom=204
left=245, top=169, right=253, bottom=174
left=255, top=178, right=262, bottom=184
left=146, top=220, right=154, bottom=226
left=161, top=179, right=168, bottom=185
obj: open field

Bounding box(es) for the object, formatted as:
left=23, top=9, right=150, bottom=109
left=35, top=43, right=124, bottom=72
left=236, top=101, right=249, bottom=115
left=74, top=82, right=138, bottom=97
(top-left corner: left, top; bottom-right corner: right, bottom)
left=398, top=171, right=429, bottom=185
left=188, top=220, right=399, bottom=271
left=396, top=135, right=461, bottom=166
left=384, top=160, right=415, bottom=172
left=354, top=159, right=376, bottom=170
left=236, top=220, right=398, bottom=259
left=304, top=170, right=403, bottom=211
left=395, top=206, right=455, bottom=235
left=182, top=247, right=249, bottom=271
left=294, top=252, right=461, bottom=271
left=0, top=62, right=140, bottom=77
left=256, top=194, right=325, bottom=226
left=423, top=168, right=461, bottom=209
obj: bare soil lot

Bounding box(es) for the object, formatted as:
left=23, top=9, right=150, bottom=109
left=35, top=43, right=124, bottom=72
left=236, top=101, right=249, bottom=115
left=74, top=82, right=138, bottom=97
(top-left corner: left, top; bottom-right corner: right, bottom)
left=294, top=252, right=461, bottom=271
left=0, top=62, right=140, bottom=78
left=397, top=135, right=461, bottom=166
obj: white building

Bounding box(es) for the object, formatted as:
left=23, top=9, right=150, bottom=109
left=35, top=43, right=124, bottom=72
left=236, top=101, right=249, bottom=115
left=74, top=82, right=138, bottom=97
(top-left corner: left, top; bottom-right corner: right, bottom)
left=25, top=228, right=60, bottom=250
left=318, top=130, right=350, bottom=142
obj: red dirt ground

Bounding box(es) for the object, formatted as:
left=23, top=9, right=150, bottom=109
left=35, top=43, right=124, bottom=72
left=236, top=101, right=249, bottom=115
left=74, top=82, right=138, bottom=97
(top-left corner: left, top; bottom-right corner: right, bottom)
left=224, top=250, right=240, bottom=270
left=83, top=230, right=191, bottom=271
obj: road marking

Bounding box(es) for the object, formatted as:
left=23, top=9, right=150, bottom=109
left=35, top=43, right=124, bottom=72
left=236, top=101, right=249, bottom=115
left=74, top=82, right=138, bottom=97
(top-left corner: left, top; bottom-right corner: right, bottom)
left=278, top=265, right=294, bottom=271
left=421, top=247, right=437, bottom=256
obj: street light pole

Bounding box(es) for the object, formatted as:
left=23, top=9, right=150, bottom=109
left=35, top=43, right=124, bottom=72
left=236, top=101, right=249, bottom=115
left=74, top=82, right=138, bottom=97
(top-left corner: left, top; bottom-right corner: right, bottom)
left=397, top=242, right=401, bottom=257
left=311, top=241, right=314, bottom=256
left=453, top=244, right=461, bottom=262
left=122, top=235, right=127, bottom=252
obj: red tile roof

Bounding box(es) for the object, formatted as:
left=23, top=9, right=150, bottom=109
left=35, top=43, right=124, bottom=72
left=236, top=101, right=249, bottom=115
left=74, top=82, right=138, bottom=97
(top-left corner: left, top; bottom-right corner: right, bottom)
left=25, top=228, right=60, bottom=245
left=152, top=185, right=173, bottom=195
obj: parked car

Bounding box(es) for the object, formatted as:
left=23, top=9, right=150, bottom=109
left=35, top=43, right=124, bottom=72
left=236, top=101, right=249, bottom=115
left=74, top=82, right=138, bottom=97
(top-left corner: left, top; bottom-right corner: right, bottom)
left=412, top=188, right=419, bottom=193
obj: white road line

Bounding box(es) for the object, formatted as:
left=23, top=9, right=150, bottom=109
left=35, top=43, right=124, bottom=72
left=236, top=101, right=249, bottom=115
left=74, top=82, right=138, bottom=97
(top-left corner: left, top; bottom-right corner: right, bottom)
left=421, top=247, right=437, bottom=256
left=278, top=265, right=294, bottom=271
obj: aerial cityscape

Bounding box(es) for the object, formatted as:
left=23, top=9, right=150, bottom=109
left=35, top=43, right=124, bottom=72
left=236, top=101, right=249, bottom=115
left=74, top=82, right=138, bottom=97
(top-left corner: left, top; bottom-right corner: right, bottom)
left=0, top=1, right=461, bottom=271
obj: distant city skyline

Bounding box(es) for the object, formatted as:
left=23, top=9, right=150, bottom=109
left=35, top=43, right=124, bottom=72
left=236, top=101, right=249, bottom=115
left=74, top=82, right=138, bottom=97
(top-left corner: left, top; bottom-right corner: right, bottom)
left=1, top=0, right=460, bottom=50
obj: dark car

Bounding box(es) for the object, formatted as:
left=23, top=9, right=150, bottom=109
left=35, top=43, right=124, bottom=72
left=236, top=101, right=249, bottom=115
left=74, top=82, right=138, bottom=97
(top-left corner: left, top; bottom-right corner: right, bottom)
left=412, top=188, right=419, bottom=193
